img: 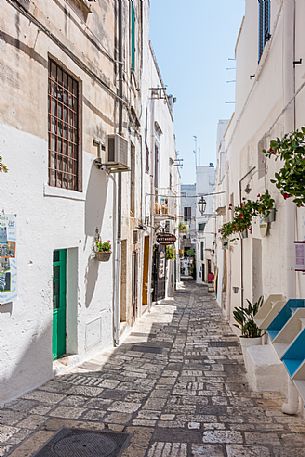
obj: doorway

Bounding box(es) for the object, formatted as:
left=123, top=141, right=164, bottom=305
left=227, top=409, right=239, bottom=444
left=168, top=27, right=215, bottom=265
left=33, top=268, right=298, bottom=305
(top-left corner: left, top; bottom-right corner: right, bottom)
left=52, top=249, right=67, bottom=359
left=142, top=236, right=149, bottom=307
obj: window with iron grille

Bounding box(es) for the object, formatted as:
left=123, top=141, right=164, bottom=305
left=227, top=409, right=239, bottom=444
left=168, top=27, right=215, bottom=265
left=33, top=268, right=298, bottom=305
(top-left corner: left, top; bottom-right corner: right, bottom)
left=48, top=59, right=81, bottom=191
left=258, top=0, right=271, bottom=62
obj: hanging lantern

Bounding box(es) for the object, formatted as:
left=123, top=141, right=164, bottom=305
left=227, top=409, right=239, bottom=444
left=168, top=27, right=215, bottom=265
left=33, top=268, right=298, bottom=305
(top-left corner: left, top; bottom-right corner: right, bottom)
left=198, top=196, right=206, bottom=215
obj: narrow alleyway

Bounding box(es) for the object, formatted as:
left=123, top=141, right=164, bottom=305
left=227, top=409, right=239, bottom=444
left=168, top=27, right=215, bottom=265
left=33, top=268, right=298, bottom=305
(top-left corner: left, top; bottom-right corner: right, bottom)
left=1, top=283, right=305, bottom=457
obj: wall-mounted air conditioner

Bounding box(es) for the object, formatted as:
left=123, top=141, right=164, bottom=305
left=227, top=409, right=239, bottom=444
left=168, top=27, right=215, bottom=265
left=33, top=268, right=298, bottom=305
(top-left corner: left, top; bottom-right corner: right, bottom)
left=104, top=134, right=130, bottom=172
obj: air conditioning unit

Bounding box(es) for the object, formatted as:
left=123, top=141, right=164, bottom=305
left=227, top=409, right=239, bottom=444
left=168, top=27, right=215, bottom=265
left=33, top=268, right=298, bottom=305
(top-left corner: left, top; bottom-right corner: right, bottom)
left=105, top=134, right=129, bottom=172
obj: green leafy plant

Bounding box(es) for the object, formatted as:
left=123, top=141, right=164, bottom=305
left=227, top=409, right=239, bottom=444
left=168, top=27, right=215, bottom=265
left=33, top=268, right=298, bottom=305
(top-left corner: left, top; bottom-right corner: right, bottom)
left=0, top=156, right=8, bottom=173
left=219, top=191, right=275, bottom=240
left=178, top=222, right=187, bottom=232
left=233, top=296, right=264, bottom=338
left=166, top=245, right=176, bottom=260
left=264, top=128, right=305, bottom=206
left=256, top=191, right=276, bottom=217
left=185, top=248, right=195, bottom=257
left=95, top=239, right=111, bottom=253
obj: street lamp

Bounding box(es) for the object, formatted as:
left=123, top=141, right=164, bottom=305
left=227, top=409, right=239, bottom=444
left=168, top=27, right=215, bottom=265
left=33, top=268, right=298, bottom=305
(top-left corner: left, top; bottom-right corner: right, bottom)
left=198, top=196, right=206, bottom=215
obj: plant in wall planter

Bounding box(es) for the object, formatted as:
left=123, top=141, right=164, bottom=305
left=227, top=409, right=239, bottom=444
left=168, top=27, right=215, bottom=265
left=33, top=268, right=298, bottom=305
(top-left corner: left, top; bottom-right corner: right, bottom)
left=166, top=245, right=176, bottom=260
left=256, top=191, right=276, bottom=220
left=178, top=222, right=187, bottom=233
left=264, top=128, right=305, bottom=207
left=95, top=239, right=112, bottom=261
left=219, top=191, right=276, bottom=243
left=233, top=296, right=264, bottom=347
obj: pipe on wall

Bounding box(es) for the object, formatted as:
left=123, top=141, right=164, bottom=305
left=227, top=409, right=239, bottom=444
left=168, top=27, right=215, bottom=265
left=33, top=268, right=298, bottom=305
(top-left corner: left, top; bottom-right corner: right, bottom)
left=113, top=0, right=124, bottom=346
left=281, top=0, right=298, bottom=416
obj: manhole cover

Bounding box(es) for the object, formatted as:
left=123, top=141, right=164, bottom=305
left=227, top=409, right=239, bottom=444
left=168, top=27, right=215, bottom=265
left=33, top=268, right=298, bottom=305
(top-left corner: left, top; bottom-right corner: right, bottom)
left=33, top=428, right=130, bottom=457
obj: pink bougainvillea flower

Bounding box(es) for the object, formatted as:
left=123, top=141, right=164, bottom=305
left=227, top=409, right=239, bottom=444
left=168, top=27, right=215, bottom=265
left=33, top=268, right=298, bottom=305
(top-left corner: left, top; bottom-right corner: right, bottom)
left=282, top=192, right=291, bottom=200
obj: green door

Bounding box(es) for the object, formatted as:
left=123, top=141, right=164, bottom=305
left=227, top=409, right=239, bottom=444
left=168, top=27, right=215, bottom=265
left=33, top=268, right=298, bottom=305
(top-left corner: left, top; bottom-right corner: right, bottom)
left=52, top=249, right=67, bottom=359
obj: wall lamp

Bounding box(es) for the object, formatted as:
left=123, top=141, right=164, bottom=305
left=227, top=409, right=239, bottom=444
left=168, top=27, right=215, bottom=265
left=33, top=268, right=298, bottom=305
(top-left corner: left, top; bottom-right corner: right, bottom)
left=198, top=196, right=207, bottom=216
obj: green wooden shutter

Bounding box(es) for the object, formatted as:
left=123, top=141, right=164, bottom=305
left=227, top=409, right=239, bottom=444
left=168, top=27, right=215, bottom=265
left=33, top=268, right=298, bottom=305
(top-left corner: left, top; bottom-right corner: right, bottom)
left=258, top=0, right=265, bottom=62
left=258, top=0, right=271, bottom=62
left=131, top=1, right=135, bottom=71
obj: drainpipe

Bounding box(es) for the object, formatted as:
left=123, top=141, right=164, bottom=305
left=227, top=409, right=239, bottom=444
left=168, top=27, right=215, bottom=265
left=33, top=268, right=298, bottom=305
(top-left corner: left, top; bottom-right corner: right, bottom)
left=238, top=166, right=255, bottom=309
left=281, top=0, right=298, bottom=415
left=148, top=95, right=156, bottom=310
left=113, top=0, right=123, bottom=346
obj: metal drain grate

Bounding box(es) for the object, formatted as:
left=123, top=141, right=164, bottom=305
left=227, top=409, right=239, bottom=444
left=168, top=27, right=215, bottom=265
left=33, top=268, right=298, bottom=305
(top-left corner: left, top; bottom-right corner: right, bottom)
left=131, top=345, right=163, bottom=354
left=208, top=341, right=239, bottom=347
left=33, top=428, right=130, bottom=457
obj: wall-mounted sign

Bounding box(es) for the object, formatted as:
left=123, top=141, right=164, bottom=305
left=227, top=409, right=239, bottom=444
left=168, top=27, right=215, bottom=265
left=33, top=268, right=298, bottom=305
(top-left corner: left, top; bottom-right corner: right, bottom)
left=295, top=241, right=305, bottom=272
left=156, top=232, right=176, bottom=246
left=0, top=213, right=17, bottom=305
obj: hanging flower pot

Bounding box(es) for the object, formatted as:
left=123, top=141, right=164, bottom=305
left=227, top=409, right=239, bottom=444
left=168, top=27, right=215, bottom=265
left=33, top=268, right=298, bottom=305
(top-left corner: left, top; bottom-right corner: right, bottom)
left=241, top=229, right=248, bottom=239
left=94, top=239, right=112, bottom=261
left=222, top=240, right=229, bottom=250
left=259, top=219, right=268, bottom=238
left=264, top=207, right=277, bottom=223
left=95, top=251, right=111, bottom=261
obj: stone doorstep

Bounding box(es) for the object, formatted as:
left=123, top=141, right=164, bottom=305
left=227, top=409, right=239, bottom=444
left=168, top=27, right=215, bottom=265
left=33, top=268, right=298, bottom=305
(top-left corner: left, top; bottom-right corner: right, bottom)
left=245, top=344, right=288, bottom=395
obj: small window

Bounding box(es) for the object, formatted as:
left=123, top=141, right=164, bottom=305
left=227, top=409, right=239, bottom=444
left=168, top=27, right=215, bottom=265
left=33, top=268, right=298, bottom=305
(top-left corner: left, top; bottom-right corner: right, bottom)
left=198, top=223, right=206, bottom=232
left=48, top=60, right=81, bottom=191
left=145, top=146, right=149, bottom=173
left=258, top=0, right=271, bottom=62
left=184, top=207, right=191, bottom=221
left=200, top=242, right=204, bottom=261
left=258, top=137, right=267, bottom=179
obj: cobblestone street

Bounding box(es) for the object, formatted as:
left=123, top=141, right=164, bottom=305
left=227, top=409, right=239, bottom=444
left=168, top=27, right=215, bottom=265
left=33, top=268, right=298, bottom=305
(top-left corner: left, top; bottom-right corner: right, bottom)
left=1, top=282, right=305, bottom=457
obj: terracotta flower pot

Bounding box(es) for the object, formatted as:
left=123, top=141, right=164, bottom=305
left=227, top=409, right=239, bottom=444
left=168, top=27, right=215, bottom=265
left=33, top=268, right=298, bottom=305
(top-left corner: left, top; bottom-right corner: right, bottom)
left=95, top=251, right=111, bottom=261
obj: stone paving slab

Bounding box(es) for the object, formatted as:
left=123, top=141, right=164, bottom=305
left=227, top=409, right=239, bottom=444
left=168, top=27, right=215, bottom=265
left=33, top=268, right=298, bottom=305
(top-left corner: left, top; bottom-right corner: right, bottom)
left=1, top=282, right=305, bottom=456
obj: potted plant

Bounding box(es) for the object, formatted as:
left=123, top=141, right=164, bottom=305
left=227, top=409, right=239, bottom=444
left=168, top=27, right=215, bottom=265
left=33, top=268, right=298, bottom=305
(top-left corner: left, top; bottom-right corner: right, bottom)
left=256, top=191, right=276, bottom=221
left=178, top=222, right=187, bottom=232
left=264, top=128, right=305, bottom=207
left=166, top=245, right=176, bottom=260
left=95, top=239, right=112, bottom=261
left=233, top=296, right=264, bottom=348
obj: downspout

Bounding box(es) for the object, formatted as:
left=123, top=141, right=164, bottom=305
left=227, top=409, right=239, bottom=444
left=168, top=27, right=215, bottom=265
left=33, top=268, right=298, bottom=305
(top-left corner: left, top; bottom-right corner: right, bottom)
left=113, top=0, right=123, bottom=346
left=148, top=95, right=155, bottom=310
left=239, top=166, right=256, bottom=309
left=282, top=0, right=298, bottom=415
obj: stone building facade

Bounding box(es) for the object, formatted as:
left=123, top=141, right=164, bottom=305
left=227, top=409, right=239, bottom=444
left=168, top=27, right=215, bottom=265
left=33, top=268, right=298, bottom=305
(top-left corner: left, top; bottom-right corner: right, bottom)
left=0, top=0, right=179, bottom=404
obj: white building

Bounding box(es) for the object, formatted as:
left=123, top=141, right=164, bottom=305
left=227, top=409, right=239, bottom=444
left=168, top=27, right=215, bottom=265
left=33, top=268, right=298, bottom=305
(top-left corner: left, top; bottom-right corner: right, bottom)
left=0, top=0, right=179, bottom=405
left=195, top=165, right=215, bottom=284
left=216, top=0, right=305, bottom=414
left=214, top=120, right=229, bottom=311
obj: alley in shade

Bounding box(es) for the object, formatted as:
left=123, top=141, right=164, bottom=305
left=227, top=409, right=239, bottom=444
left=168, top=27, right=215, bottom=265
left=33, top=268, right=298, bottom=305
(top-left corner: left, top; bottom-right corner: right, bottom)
left=1, top=282, right=305, bottom=457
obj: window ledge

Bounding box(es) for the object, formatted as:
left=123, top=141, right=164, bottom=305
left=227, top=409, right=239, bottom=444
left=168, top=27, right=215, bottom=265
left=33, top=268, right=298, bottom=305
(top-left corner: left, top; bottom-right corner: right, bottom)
left=43, top=184, right=86, bottom=202
left=65, top=0, right=93, bottom=18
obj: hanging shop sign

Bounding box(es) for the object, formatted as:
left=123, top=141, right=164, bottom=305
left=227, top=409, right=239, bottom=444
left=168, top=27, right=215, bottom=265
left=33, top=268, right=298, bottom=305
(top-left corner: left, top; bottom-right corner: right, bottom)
left=156, top=232, right=176, bottom=246
left=0, top=213, right=17, bottom=305
left=294, top=241, right=305, bottom=272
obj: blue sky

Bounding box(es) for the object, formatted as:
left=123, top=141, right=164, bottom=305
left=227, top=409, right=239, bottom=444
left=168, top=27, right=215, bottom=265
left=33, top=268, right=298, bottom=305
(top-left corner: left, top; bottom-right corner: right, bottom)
left=150, top=0, right=245, bottom=183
